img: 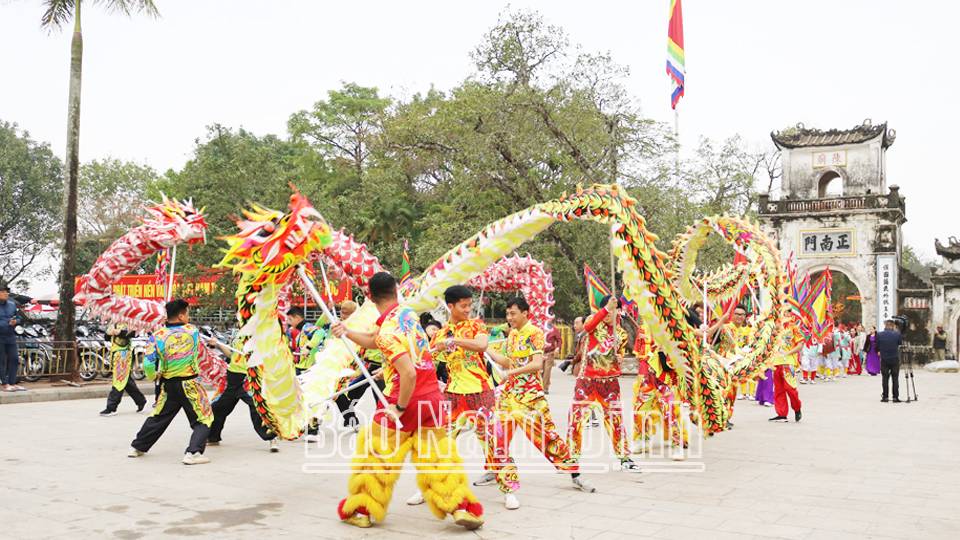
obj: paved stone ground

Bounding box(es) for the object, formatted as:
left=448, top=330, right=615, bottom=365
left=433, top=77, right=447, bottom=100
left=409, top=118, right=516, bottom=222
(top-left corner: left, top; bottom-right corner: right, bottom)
left=1, top=368, right=959, bottom=540
left=0, top=381, right=155, bottom=405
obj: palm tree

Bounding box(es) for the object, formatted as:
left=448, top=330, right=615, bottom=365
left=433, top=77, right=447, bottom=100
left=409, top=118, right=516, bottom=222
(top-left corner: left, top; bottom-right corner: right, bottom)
left=40, top=0, right=159, bottom=377
left=358, top=198, right=416, bottom=244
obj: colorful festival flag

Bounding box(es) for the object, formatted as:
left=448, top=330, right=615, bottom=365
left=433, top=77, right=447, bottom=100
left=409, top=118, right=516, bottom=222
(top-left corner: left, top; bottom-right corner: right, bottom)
left=804, top=267, right=834, bottom=344
left=667, top=0, right=685, bottom=109
left=400, top=239, right=412, bottom=286
left=621, top=294, right=639, bottom=321
left=584, top=263, right=611, bottom=312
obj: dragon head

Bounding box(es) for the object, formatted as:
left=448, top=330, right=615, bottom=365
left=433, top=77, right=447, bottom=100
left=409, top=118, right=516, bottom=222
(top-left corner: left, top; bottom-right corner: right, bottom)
left=142, top=196, right=208, bottom=246
left=217, top=186, right=332, bottom=285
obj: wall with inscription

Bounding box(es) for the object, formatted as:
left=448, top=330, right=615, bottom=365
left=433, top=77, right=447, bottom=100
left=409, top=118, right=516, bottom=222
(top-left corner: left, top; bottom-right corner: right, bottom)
left=761, top=212, right=897, bottom=330
left=781, top=140, right=884, bottom=199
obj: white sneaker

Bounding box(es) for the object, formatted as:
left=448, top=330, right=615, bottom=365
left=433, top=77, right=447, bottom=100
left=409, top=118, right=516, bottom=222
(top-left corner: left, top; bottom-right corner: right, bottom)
left=799, top=379, right=808, bottom=385
left=269, top=438, right=279, bottom=453
left=182, top=452, right=210, bottom=465
left=406, top=490, right=425, bottom=505
left=671, top=446, right=686, bottom=461
left=504, top=493, right=520, bottom=510
left=473, top=472, right=497, bottom=486
left=764, top=403, right=773, bottom=407
left=128, top=446, right=144, bottom=458
left=304, top=434, right=319, bottom=443
left=572, top=476, right=596, bottom=492
left=631, top=440, right=649, bottom=454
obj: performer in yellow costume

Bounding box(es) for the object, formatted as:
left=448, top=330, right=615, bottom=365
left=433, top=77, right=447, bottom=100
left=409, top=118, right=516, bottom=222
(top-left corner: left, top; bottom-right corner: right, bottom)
left=717, top=305, right=756, bottom=400
left=483, top=297, right=596, bottom=510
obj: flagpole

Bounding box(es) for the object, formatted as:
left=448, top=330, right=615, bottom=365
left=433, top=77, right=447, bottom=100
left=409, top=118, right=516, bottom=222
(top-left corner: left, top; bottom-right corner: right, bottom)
left=165, top=246, right=177, bottom=302
left=674, top=104, right=681, bottom=180
left=319, top=260, right=333, bottom=304
left=609, top=223, right=620, bottom=368
left=296, top=265, right=400, bottom=428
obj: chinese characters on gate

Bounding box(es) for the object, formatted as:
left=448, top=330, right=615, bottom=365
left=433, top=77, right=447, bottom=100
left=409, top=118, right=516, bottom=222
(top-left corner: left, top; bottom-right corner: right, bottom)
left=799, top=229, right=855, bottom=257
left=812, top=150, right=847, bottom=168
left=876, top=255, right=897, bottom=330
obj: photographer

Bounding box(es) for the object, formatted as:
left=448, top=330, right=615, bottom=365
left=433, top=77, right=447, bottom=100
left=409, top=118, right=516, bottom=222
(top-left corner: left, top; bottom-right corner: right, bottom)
left=876, top=317, right=904, bottom=403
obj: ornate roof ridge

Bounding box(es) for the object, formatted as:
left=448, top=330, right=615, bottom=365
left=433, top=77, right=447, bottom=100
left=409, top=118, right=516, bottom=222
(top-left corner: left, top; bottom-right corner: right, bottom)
left=935, top=237, right=960, bottom=261
left=771, top=119, right=896, bottom=150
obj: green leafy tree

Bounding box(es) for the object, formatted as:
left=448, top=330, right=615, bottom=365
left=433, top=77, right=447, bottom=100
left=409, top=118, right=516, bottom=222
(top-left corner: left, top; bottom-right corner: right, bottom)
left=903, top=245, right=940, bottom=281
left=78, top=157, right=159, bottom=236
left=0, top=121, right=64, bottom=286
left=38, top=0, right=159, bottom=373
left=154, top=125, right=306, bottom=315
left=288, top=82, right=392, bottom=184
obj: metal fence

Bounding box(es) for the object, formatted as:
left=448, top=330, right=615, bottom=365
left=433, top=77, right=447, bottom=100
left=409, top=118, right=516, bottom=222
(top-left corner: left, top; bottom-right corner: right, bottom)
left=17, top=341, right=147, bottom=383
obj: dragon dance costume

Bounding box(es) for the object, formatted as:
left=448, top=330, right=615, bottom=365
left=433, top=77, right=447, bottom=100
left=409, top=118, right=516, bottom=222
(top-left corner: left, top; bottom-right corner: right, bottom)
left=771, top=324, right=803, bottom=420
left=208, top=333, right=277, bottom=446
left=131, top=323, right=214, bottom=457
left=338, top=303, right=483, bottom=529
left=720, top=322, right=757, bottom=399
left=291, top=319, right=324, bottom=373
left=567, top=307, right=630, bottom=462
left=102, top=323, right=146, bottom=414
left=632, top=327, right=688, bottom=453
left=430, top=318, right=498, bottom=470
left=490, top=321, right=579, bottom=493
left=291, top=319, right=324, bottom=436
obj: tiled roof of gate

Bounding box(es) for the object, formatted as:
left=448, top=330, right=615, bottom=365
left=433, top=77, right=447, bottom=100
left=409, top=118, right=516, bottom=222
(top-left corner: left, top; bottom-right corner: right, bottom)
left=771, top=120, right=896, bottom=150
left=935, top=237, right=960, bottom=261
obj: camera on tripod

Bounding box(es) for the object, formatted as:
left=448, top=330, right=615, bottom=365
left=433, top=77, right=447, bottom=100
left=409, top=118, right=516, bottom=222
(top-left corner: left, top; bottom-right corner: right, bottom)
left=891, top=315, right=909, bottom=331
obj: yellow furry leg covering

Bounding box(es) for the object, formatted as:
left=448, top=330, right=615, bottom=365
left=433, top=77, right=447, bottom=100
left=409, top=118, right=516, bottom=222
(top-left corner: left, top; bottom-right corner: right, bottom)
left=411, top=427, right=479, bottom=520
left=341, top=424, right=412, bottom=523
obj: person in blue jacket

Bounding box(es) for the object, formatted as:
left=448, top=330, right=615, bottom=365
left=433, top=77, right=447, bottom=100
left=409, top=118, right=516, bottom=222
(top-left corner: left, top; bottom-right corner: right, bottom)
left=0, top=285, right=24, bottom=392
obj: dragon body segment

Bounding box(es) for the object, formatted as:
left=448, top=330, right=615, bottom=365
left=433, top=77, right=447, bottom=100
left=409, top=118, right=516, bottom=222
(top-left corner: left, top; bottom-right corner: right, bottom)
left=669, top=215, right=789, bottom=433
left=74, top=198, right=226, bottom=388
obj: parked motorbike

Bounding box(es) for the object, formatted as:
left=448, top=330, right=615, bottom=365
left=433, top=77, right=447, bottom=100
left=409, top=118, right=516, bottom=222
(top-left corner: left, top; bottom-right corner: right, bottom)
left=76, top=325, right=108, bottom=382
left=16, top=324, right=54, bottom=383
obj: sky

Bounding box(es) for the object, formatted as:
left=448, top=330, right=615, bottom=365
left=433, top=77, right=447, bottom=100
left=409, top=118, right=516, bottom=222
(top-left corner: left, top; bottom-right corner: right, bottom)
left=2, top=0, right=957, bottom=295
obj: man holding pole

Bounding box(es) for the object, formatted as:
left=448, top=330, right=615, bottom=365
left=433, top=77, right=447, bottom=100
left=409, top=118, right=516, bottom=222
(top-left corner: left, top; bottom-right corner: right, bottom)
left=205, top=326, right=280, bottom=453
left=128, top=300, right=213, bottom=465
left=567, top=295, right=640, bottom=472
left=331, top=272, right=484, bottom=530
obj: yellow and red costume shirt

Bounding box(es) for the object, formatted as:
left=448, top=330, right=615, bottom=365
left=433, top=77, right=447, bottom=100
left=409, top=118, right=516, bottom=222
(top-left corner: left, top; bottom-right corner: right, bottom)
left=430, top=317, right=493, bottom=395
left=502, top=321, right=546, bottom=397
left=773, top=325, right=805, bottom=367
left=374, top=303, right=439, bottom=401
left=582, top=307, right=628, bottom=378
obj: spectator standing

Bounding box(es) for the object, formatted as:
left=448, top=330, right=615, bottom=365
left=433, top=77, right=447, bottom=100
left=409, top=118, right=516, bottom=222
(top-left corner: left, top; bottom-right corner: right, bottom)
left=0, top=286, right=24, bottom=392
left=933, top=326, right=947, bottom=361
